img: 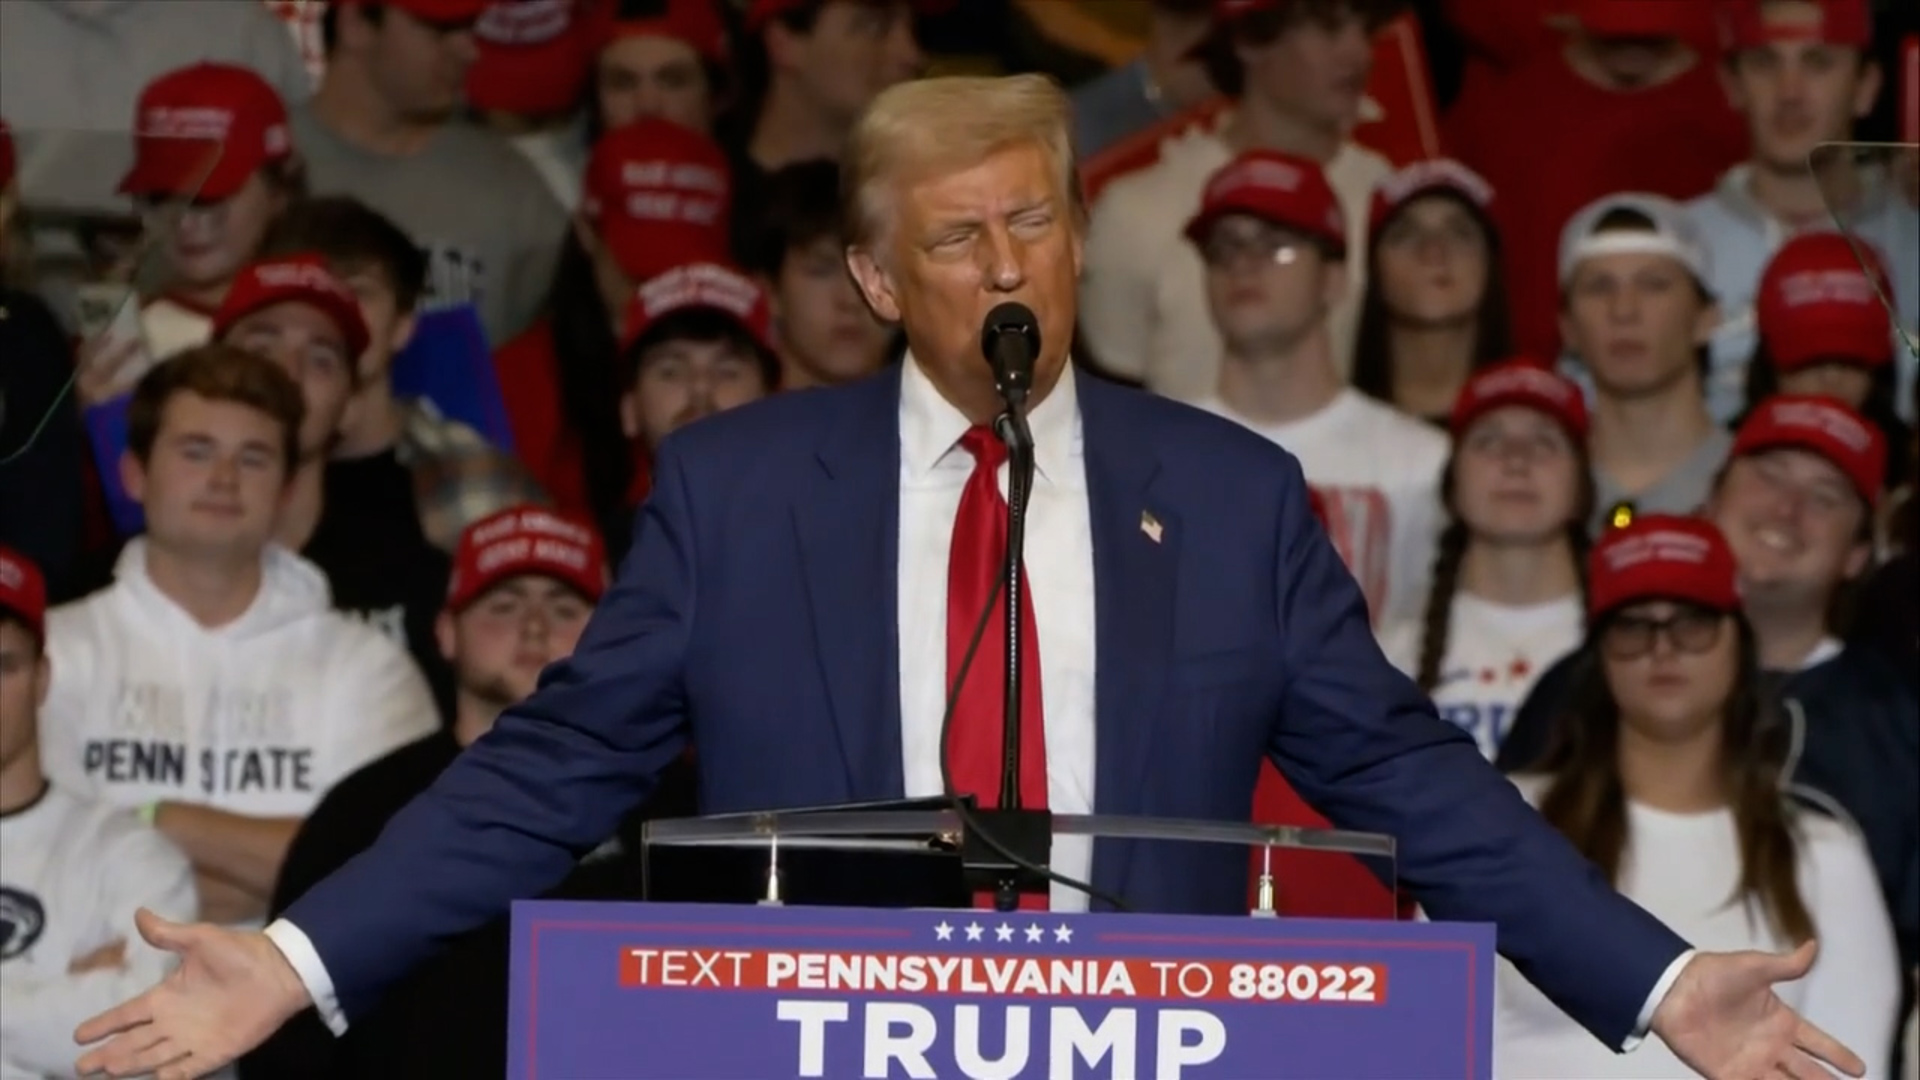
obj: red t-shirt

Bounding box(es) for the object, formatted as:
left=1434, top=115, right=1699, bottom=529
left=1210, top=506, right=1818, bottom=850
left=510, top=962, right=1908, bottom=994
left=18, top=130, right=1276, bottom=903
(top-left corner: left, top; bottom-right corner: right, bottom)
left=1445, top=50, right=1748, bottom=357
left=1247, top=763, right=1405, bottom=920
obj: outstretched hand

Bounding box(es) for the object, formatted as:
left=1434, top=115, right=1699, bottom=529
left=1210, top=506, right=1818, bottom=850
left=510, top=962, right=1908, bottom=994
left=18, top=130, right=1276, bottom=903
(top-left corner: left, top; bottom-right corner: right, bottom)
left=1652, top=941, right=1866, bottom=1080
left=73, top=908, right=311, bottom=1080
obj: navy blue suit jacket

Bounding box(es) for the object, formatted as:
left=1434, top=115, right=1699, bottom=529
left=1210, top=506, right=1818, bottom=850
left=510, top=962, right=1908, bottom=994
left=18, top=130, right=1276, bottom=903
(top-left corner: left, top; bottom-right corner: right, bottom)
left=285, top=366, right=1689, bottom=1046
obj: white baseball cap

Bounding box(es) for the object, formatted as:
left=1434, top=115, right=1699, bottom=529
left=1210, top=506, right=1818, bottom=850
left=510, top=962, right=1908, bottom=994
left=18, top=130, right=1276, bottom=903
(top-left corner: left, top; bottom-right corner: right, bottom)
left=1557, top=192, right=1711, bottom=292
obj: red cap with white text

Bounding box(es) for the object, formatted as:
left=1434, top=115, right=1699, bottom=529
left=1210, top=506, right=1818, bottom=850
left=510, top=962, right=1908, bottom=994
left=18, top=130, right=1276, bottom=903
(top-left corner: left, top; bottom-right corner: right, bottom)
left=447, top=505, right=608, bottom=612
left=1184, top=149, right=1347, bottom=256
left=211, top=254, right=372, bottom=362
left=620, top=261, right=775, bottom=354
left=119, top=63, right=291, bottom=201
left=592, top=0, right=730, bottom=61
left=1756, top=232, right=1895, bottom=371
left=468, top=0, right=593, bottom=117
left=1719, top=0, right=1870, bottom=51
left=1449, top=359, right=1589, bottom=441
left=0, top=546, right=46, bottom=642
left=1587, top=515, right=1741, bottom=621
left=1731, top=394, right=1886, bottom=508
left=1369, top=158, right=1495, bottom=233
left=583, top=118, right=733, bottom=283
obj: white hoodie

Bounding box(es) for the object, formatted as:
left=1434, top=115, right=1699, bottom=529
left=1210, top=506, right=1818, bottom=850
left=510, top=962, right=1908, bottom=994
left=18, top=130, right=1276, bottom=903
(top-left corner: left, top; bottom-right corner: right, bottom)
left=38, top=541, right=438, bottom=818
left=0, top=785, right=195, bottom=1080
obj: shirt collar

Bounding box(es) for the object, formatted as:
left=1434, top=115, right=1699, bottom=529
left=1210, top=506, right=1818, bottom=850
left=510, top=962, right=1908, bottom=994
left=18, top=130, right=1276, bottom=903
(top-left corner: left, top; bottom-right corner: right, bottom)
left=899, top=352, right=1080, bottom=483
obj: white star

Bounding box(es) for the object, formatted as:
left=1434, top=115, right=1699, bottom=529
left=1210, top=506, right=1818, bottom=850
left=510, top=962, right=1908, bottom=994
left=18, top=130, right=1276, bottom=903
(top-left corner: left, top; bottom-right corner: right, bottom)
left=933, top=921, right=953, bottom=941
left=964, top=922, right=984, bottom=942
left=994, top=922, right=1015, bottom=942
left=1053, top=924, right=1074, bottom=943
left=1024, top=923, right=1044, bottom=943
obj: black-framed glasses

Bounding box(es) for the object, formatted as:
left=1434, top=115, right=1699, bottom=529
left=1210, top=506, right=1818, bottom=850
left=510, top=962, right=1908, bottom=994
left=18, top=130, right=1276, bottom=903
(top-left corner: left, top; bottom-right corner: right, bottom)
left=1600, top=607, right=1726, bottom=660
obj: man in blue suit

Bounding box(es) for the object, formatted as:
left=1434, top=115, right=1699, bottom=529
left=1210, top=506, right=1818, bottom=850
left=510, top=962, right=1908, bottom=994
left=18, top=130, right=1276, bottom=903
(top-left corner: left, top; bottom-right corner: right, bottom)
left=77, top=74, right=1862, bottom=1080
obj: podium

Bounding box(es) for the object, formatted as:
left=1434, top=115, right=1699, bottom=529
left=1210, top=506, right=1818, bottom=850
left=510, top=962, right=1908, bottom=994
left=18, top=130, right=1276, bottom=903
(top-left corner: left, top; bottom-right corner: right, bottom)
left=508, top=805, right=1494, bottom=1079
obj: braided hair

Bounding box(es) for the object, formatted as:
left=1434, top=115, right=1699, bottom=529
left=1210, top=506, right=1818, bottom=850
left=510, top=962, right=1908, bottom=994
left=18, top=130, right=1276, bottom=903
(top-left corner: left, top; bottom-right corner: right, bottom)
left=1412, top=439, right=1597, bottom=694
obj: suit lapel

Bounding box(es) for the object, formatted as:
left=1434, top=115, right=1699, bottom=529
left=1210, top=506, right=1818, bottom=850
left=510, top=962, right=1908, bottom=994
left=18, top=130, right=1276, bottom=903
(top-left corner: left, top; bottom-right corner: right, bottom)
left=1078, top=374, right=1177, bottom=907
left=792, top=368, right=906, bottom=800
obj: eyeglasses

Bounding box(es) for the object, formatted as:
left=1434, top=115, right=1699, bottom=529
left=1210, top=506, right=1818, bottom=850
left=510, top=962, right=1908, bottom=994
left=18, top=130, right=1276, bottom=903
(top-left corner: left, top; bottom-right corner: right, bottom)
left=1200, top=227, right=1312, bottom=271
left=1600, top=608, right=1725, bottom=660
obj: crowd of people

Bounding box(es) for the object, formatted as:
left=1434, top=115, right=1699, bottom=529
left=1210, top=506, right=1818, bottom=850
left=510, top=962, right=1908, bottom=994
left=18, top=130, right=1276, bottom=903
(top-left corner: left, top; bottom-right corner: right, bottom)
left=0, top=0, right=1914, bottom=1076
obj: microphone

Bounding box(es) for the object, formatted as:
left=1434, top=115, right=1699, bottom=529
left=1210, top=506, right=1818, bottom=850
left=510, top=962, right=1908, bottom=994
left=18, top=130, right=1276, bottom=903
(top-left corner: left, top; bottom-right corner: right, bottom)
left=980, top=302, right=1041, bottom=416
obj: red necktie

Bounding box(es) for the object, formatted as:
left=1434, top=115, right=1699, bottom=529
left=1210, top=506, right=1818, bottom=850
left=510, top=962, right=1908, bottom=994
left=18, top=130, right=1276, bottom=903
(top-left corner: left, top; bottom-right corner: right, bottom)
left=945, top=426, right=1049, bottom=911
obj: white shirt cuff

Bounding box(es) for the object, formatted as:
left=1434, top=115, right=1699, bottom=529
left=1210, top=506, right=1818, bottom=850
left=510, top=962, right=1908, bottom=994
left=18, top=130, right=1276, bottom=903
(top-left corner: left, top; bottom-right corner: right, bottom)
left=263, top=918, right=347, bottom=1037
left=1624, top=948, right=1697, bottom=1050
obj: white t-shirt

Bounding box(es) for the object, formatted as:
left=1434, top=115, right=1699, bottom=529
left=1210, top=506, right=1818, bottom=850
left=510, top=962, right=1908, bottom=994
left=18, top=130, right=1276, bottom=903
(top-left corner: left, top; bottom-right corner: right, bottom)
left=0, top=785, right=195, bottom=1080
left=1199, top=388, right=1448, bottom=626
left=38, top=541, right=438, bottom=821
left=1379, top=593, right=1583, bottom=759
left=1496, top=776, right=1902, bottom=1079
left=1080, top=116, right=1392, bottom=402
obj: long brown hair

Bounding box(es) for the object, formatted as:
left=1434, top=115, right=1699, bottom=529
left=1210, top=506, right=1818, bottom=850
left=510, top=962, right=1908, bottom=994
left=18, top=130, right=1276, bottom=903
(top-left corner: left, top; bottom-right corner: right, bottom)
left=1532, top=615, right=1814, bottom=944
left=1413, top=438, right=1597, bottom=693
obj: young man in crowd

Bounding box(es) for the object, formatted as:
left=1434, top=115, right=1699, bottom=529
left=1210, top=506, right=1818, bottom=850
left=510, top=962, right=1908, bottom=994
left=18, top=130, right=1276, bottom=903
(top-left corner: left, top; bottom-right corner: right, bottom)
left=1070, top=0, right=1216, bottom=160
left=240, top=505, right=696, bottom=1079
left=1498, top=395, right=1919, bottom=1075
left=728, top=0, right=923, bottom=263
left=1691, top=0, right=1918, bottom=423
left=1082, top=0, right=1399, bottom=400
left=1559, top=192, right=1731, bottom=533
left=1445, top=0, right=1747, bottom=359
left=37, top=346, right=437, bottom=928
left=297, top=0, right=566, bottom=344
left=592, top=0, right=732, bottom=140
left=619, top=261, right=781, bottom=452
left=1188, top=149, right=1446, bottom=627
left=256, top=200, right=546, bottom=697
left=0, top=548, right=196, bottom=1079
left=747, top=160, right=896, bottom=389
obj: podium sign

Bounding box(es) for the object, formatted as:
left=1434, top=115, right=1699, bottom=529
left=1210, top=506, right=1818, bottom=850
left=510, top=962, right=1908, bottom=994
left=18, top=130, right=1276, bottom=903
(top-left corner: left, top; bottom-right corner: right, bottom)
left=509, top=900, right=1493, bottom=1079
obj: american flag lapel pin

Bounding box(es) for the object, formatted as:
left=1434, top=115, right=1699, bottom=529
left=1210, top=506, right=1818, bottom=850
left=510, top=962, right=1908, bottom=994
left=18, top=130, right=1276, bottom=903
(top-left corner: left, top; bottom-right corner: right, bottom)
left=1140, top=510, right=1163, bottom=544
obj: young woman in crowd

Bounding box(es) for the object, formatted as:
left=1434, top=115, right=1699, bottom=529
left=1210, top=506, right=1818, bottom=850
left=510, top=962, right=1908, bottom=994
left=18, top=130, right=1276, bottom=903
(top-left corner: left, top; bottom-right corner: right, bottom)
left=1495, top=514, right=1901, bottom=1077
left=1742, top=231, right=1912, bottom=491
left=1349, top=159, right=1512, bottom=426
left=1380, top=360, right=1590, bottom=759
left=102, top=63, right=303, bottom=394
left=492, top=116, right=735, bottom=547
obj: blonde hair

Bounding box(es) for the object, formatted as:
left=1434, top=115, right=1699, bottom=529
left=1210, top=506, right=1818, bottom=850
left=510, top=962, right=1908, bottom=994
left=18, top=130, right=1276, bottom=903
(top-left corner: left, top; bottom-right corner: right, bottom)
left=842, top=73, right=1085, bottom=252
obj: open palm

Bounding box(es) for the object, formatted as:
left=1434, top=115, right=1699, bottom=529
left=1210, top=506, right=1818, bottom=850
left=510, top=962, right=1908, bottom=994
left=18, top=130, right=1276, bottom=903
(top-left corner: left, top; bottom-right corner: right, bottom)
left=73, top=908, right=310, bottom=1080
left=1653, top=941, right=1865, bottom=1080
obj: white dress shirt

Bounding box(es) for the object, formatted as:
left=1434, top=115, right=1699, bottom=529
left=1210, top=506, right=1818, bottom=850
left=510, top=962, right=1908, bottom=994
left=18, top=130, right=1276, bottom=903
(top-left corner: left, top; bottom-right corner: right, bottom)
left=895, top=355, right=1098, bottom=911
left=266, top=355, right=1692, bottom=1043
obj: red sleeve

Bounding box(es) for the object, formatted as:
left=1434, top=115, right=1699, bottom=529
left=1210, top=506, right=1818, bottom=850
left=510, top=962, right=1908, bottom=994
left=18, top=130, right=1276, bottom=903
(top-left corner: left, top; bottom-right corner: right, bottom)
left=492, top=321, right=592, bottom=520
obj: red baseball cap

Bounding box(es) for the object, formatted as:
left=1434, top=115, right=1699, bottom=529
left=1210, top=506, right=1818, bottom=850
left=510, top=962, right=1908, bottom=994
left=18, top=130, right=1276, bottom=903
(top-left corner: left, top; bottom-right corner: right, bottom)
left=335, top=0, right=493, bottom=22
left=119, top=63, right=292, bottom=202
left=1571, top=0, right=1715, bottom=40
left=591, top=0, right=730, bottom=62
left=744, top=0, right=949, bottom=33
left=447, top=505, right=608, bottom=612
left=1732, top=394, right=1886, bottom=507
left=212, top=254, right=372, bottom=362
left=584, top=118, right=733, bottom=284
left=0, top=118, right=15, bottom=191
left=1719, top=0, right=1871, bottom=51
left=1757, top=232, right=1895, bottom=371
left=1588, top=515, right=1741, bottom=621
left=1450, top=359, right=1589, bottom=441
left=1184, top=149, right=1348, bottom=257
left=0, top=546, right=46, bottom=642
left=620, top=261, right=776, bottom=355
left=468, top=0, right=593, bottom=116
left=1369, top=158, right=1495, bottom=234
